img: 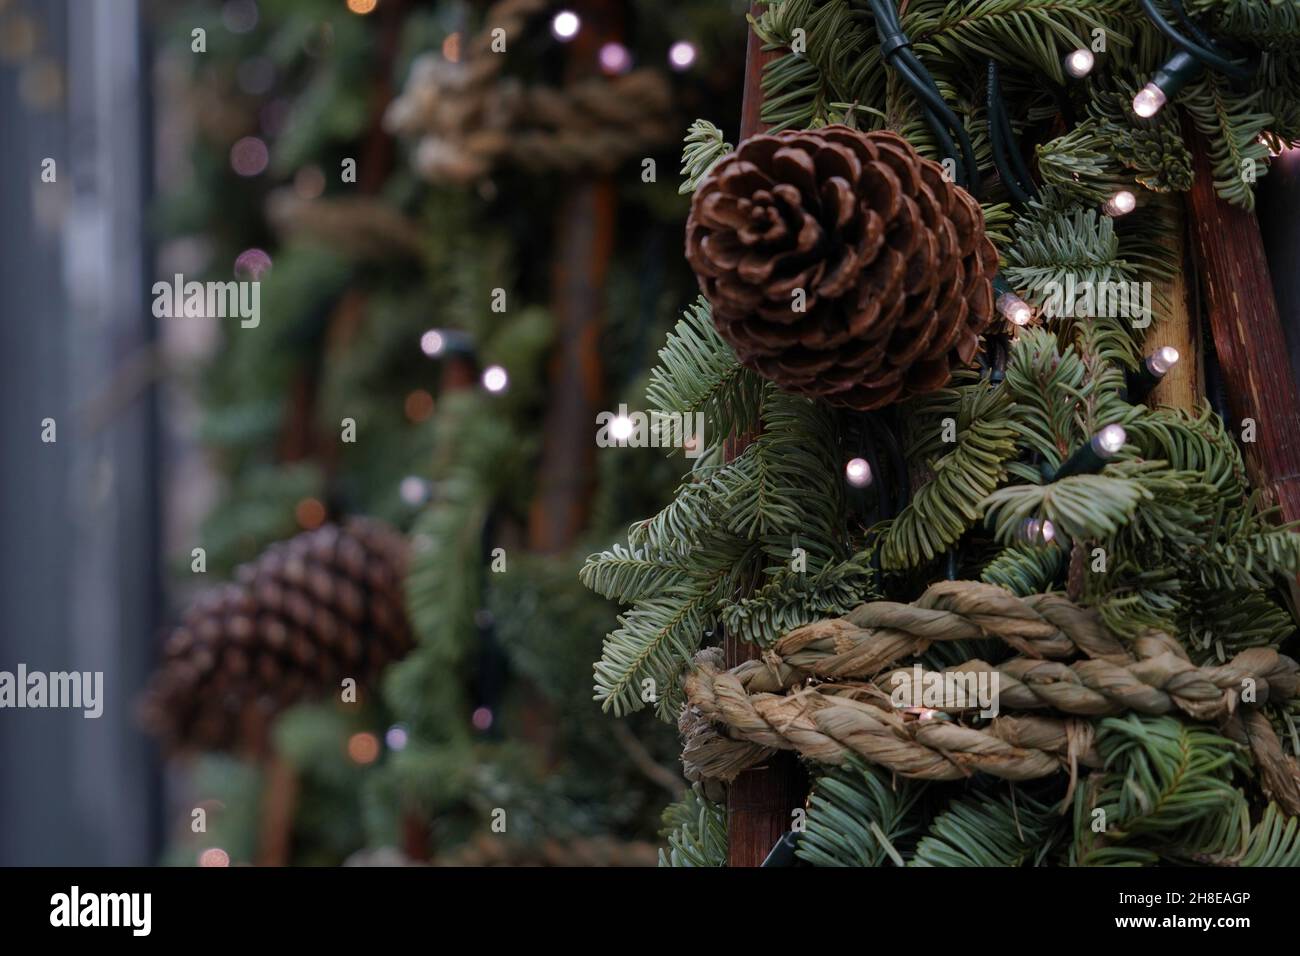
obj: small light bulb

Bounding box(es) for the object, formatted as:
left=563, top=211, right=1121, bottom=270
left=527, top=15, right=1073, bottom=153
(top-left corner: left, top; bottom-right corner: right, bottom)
left=420, top=329, right=445, bottom=356
left=1019, top=518, right=1056, bottom=546
left=551, top=11, right=580, bottom=41
left=1064, top=48, right=1094, bottom=79
left=481, top=365, right=509, bottom=393
left=1104, top=190, right=1136, bottom=217
left=668, top=41, right=697, bottom=71
left=1095, top=424, right=1127, bottom=456
left=997, top=290, right=1033, bottom=326
left=1148, top=346, right=1179, bottom=377
left=610, top=414, right=634, bottom=442
left=1133, top=83, right=1166, bottom=118
left=845, top=457, right=872, bottom=488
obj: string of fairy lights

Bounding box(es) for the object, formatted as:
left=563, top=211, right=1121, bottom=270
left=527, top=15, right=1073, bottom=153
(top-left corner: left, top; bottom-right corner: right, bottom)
left=829, top=0, right=1258, bottom=534
left=548, top=8, right=699, bottom=74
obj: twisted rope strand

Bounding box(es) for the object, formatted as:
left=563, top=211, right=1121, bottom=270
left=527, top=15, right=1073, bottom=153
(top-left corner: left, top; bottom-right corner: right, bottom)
left=680, top=583, right=1300, bottom=793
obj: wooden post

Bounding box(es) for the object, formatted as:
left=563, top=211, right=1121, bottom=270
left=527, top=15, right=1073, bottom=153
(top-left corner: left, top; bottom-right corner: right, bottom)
left=1146, top=203, right=1201, bottom=413
left=527, top=0, right=617, bottom=553
left=1184, top=122, right=1300, bottom=522
left=723, top=5, right=808, bottom=869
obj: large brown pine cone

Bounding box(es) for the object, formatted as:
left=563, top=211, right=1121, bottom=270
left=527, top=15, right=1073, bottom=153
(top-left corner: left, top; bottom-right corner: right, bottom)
left=686, top=125, right=999, bottom=410
left=140, top=519, right=413, bottom=753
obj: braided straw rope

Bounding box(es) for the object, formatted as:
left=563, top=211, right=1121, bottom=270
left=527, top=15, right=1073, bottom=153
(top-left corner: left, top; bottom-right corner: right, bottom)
left=680, top=582, right=1300, bottom=807
left=384, top=0, right=673, bottom=183
left=682, top=654, right=1099, bottom=784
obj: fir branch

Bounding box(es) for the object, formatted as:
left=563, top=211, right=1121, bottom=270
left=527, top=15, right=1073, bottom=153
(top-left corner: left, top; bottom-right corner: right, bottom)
left=906, top=0, right=1136, bottom=84
left=910, top=785, right=1063, bottom=867
left=983, top=468, right=1152, bottom=543
left=883, top=379, right=1017, bottom=569
left=1072, top=714, right=1248, bottom=865
left=659, top=785, right=727, bottom=867
left=593, top=586, right=719, bottom=719
left=645, top=297, right=765, bottom=450
left=980, top=542, right=1066, bottom=595
left=797, top=758, right=923, bottom=867
left=1181, top=72, right=1272, bottom=210
left=680, top=120, right=733, bottom=194
left=719, top=547, right=879, bottom=646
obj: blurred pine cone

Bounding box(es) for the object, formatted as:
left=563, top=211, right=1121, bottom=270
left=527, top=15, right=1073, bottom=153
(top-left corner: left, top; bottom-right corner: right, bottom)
left=686, top=126, right=998, bottom=410
left=141, top=519, right=412, bottom=753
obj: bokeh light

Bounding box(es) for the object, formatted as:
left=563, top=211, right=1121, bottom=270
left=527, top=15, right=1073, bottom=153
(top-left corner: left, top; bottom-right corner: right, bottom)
left=293, top=165, right=326, bottom=199
left=198, top=847, right=231, bottom=867
left=234, top=248, right=272, bottom=280
left=295, top=497, right=326, bottom=530
left=230, top=136, right=269, bottom=177
left=404, top=389, right=435, bottom=422
left=420, top=329, right=445, bottom=356
left=472, top=707, right=494, bottom=731
left=668, top=41, right=697, bottom=71
left=551, top=11, right=580, bottom=41
left=347, top=732, right=381, bottom=764
left=610, top=414, right=634, bottom=441
left=399, top=476, right=431, bottom=506
left=442, top=32, right=461, bottom=63
left=222, top=0, right=259, bottom=34
left=599, top=42, right=632, bottom=76
left=347, top=0, right=379, bottom=15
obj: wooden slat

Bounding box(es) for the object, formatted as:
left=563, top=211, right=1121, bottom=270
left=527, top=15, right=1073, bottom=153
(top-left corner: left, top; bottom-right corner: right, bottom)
left=724, top=4, right=807, bottom=869
left=1184, top=121, right=1300, bottom=521
left=1146, top=203, right=1201, bottom=413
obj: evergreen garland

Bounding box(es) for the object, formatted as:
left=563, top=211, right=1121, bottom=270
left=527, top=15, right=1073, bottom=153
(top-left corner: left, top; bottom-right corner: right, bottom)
left=585, top=0, right=1300, bottom=867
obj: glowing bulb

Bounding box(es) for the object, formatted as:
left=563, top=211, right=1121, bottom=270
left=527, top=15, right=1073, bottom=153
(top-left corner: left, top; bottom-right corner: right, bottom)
left=668, top=41, right=697, bottom=71
left=845, top=457, right=872, bottom=488
left=1133, top=83, right=1166, bottom=118
left=599, top=42, right=632, bottom=75
left=1104, top=190, right=1136, bottom=217
left=399, top=476, right=432, bottom=506
left=551, top=11, right=580, bottom=41
left=385, top=724, right=409, bottom=751
left=420, top=330, right=445, bottom=356
left=347, top=0, right=378, bottom=14
left=1148, top=346, right=1179, bottom=376
left=997, top=290, right=1032, bottom=326
left=1064, top=49, right=1094, bottom=79
left=610, top=414, right=635, bottom=442
left=472, top=706, right=494, bottom=731
left=481, top=365, right=509, bottom=393
left=1020, top=518, right=1056, bottom=546
left=1095, top=424, right=1127, bottom=456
